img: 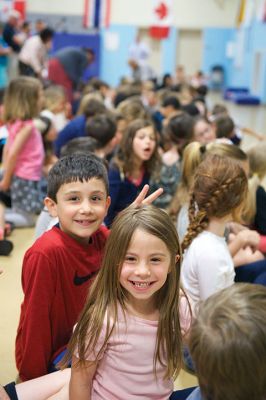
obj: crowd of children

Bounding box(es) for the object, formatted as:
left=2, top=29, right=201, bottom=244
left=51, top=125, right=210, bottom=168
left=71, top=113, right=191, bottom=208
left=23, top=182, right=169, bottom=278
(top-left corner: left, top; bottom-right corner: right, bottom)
left=0, top=48, right=266, bottom=400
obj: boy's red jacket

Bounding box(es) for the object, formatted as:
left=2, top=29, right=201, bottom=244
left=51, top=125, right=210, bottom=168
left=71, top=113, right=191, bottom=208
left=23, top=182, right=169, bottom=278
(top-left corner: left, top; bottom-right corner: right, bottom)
left=15, top=225, right=109, bottom=381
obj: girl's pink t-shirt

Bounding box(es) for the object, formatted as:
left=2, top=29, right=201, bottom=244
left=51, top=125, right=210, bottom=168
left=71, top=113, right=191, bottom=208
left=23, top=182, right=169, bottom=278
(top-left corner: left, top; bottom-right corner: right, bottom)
left=79, top=299, right=191, bottom=400
left=7, top=120, right=45, bottom=181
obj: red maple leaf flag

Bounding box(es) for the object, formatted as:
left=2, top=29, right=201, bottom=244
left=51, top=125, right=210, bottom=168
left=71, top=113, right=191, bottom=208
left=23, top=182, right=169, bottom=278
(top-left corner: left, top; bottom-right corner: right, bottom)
left=149, top=0, right=173, bottom=39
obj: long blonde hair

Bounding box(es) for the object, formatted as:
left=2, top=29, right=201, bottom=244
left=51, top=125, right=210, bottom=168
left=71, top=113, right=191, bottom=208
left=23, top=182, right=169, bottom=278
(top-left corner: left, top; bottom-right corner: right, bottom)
left=243, top=143, right=266, bottom=224
left=3, top=76, right=42, bottom=122
left=182, top=154, right=248, bottom=251
left=63, top=205, right=183, bottom=380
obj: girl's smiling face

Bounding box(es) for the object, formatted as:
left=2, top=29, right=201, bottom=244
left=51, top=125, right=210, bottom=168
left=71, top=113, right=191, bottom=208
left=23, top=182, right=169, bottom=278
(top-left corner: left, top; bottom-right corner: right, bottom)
left=132, top=126, right=156, bottom=163
left=119, top=228, right=172, bottom=314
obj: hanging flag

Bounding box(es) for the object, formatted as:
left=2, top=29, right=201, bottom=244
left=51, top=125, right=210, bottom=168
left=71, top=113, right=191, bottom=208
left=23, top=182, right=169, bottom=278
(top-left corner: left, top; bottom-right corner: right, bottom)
left=83, top=0, right=111, bottom=29
left=13, top=0, right=26, bottom=20
left=149, top=0, right=173, bottom=40
left=236, top=0, right=246, bottom=27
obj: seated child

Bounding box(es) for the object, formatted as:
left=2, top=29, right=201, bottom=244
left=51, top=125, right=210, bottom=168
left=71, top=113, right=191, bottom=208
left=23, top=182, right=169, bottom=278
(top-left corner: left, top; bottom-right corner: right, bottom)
left=16, top=154, right=111, bottom=381
left=187, top=283, right=266, bottom=400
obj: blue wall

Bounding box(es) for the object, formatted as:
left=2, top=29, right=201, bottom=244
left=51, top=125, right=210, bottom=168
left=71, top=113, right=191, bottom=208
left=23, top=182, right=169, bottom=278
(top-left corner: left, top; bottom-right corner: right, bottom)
left=161, top=27, right=178, bottom=76
left=202, top=21, right=266, bottom=103
left=100, top=25, right=137, bottom=87
left=202, top=28, right=234, bottom=88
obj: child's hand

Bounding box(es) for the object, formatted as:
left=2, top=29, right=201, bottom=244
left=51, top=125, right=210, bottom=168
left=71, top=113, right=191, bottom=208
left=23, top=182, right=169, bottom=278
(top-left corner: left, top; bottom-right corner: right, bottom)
left=238, top=229, right=260, bottom=250
left=132, top=185, right=163, bottom=207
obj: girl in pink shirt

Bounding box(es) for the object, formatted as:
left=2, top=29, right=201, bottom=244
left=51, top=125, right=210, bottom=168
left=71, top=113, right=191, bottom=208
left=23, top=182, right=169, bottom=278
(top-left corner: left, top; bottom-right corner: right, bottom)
left=0, top=77, right=45, bottom=234
left=62, top=205, right=191, bottom=400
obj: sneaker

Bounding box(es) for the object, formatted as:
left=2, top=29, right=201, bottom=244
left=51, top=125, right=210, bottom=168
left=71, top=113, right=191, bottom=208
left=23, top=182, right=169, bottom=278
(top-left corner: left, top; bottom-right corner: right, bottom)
left=0, top=239, right=13, bottom=256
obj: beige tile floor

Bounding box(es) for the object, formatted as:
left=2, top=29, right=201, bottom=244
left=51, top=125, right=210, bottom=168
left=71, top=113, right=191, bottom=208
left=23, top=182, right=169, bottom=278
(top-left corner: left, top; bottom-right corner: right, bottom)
left=0, top=93, right=265, bottom=389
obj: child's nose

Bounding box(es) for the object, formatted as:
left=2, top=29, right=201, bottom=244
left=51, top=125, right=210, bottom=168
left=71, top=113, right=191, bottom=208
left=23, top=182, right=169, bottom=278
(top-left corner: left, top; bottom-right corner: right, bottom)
left=80, top=200, right=92, bottom=213
left=135, top=261, right=151, bottom=277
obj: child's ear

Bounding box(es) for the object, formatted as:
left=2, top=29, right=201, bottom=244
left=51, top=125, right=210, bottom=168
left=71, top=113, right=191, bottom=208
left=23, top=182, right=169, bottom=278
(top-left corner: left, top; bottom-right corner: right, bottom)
left=105, top=196, right=111, bottom=215
left=44, top=197, right=58, bottom=218
left=175, top=254, right=180, bottom=263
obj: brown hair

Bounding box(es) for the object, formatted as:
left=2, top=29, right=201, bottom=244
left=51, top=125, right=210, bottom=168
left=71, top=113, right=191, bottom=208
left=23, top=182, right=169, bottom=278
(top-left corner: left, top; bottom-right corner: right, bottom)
left=182, top=153, right=248, bottom=251
left=189, top=283, right=266, bottom=400
left=63, top=205, right=183, bottom=380
left=114, top=118, right=160, bottom=177
left=3, top=76, right=42, bottom=122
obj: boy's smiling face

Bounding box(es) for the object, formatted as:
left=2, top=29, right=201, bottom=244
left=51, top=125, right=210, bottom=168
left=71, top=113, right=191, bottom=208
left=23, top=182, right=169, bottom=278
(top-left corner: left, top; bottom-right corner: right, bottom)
left=45, top=178, right=110, bottom=244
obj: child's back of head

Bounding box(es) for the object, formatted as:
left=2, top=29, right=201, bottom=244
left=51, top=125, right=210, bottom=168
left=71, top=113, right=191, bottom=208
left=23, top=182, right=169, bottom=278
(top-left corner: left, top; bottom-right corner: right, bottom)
left=189, top=283, right=266, bottom=400
left=3, top=76, right=42, bottom=122
left=214, top=115, right=235, bottom=139
left=47, top=153, right=109, bottom=202
left=182, top=153, right=248, bottom=251
left=86, top=114, right=117, bottom=148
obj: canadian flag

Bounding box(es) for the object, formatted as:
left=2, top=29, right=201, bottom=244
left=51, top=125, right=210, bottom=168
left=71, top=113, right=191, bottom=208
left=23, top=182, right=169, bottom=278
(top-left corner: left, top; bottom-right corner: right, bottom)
left=149, top=0, right=173, bottom=39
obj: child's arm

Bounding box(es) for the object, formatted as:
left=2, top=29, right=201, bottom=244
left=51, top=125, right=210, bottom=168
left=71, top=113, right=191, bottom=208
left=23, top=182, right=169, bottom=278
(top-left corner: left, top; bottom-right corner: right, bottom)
left=0, top=124, right=32, bottom=191
left=228, top=229, right=260, bottom=257
left=241, top=126, right=265, bottom=141
left=69, top=356, right=97, bottom=400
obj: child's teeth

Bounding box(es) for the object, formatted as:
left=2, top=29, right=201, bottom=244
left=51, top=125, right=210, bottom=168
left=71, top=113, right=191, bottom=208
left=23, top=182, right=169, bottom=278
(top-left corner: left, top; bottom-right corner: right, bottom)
left=135, top=282, right=150, bottom=287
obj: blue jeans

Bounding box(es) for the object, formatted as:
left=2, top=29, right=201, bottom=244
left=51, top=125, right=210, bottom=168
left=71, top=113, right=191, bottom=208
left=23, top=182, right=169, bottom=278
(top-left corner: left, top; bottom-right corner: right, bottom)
left=235, top=259, right=266, bottom=285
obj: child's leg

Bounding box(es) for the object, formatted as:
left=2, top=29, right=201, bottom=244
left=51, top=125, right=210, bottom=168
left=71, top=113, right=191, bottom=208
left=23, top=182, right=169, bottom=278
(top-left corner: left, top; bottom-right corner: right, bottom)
left=0, top=202, right=13, bottom=256
left=4, top=208, right=36, bottom=228
left=15, top=369, right=70, bottom=400
left=235, top=259, right=266, bottom=285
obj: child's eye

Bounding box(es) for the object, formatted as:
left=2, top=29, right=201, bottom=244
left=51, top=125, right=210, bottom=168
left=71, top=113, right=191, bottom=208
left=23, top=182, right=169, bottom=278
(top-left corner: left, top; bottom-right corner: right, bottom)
left=91, top=195, right=102, bottom=202
left=125, top=256, right=136, bottom=262
left=68, top=196, right=79, bottom=202
left=151, top=257, right=161, bottom=263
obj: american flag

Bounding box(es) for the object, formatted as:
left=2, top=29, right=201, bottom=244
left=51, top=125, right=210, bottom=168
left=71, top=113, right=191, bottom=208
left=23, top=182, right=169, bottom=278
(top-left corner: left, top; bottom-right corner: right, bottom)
left=83, top=0, right=111, bottom=29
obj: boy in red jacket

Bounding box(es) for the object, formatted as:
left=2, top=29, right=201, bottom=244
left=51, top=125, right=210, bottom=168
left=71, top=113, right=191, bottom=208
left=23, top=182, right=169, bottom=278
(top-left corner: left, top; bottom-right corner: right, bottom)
left=16, top=154, right=111, bottom=381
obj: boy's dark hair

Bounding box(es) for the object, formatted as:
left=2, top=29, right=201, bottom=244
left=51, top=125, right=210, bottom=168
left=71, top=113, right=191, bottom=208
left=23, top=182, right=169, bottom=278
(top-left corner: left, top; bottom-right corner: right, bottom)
left=47, top=154, right=109, bottom=201
left=161, top=96, right=181, bottom=110
left=83, top=98, right=106, bottom=119
left=167, top=112, right=194, bottom=144
left=86, top=114, right=116, bottom=147
left=215, top=115, right=235, bottom=139
left=189, top=283, right=266, bottom=400
left=40, top=27, right=54, bottom=43
left=60, top=137, right=100, bottom=157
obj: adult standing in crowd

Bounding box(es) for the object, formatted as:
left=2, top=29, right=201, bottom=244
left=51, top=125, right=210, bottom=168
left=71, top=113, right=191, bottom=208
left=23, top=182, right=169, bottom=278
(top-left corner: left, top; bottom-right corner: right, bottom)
left=2, top=9, right=22, bottom=81
left=48, top=46, right=95, bottom=102
left=18, top=28, right=54, bottom=79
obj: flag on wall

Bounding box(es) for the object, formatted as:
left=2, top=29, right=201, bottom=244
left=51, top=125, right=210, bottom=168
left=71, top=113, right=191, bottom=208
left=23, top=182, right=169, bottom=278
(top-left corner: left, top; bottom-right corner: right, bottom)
left=83, top=0, right=111, bottom=29
left=149, top=0, right=173, bottom=39
left=13, top=0, right=26, bottom=20
left=0, top=0, right=26, bottom=21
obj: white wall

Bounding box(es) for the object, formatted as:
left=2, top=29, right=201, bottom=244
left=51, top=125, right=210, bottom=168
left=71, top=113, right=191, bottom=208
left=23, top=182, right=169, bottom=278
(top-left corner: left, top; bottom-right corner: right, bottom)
left=27, top=0, right=240, bottom=28
left=111, top=0, right=240, bottom=28
left=27, top=0, right=84, bottom=15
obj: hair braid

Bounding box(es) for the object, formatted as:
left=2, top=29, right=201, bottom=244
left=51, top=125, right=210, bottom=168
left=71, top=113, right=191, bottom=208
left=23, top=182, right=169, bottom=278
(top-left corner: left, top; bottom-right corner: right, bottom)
left=182, top=202, right=209, bottom=252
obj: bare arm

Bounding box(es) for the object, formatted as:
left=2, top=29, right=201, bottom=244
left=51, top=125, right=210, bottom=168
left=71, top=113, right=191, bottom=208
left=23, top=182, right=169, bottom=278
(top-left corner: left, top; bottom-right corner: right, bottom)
left=0, top=124, right=32, bottom=191
left=228, top=229, right=260, bottom=257
left=69, top=356, right=97, bottom=400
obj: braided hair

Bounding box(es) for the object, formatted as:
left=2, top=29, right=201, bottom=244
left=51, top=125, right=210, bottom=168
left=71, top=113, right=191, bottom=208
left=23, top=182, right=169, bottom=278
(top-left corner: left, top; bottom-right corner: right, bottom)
left=182, top=154, right=248, bottom=251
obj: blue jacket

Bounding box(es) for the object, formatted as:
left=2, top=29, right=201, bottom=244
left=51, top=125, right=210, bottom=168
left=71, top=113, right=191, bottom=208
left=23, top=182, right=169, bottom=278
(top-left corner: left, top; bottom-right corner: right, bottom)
left=104, top=166, right=150, bottom=228
left=54, top=114, right=86, bottom=157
